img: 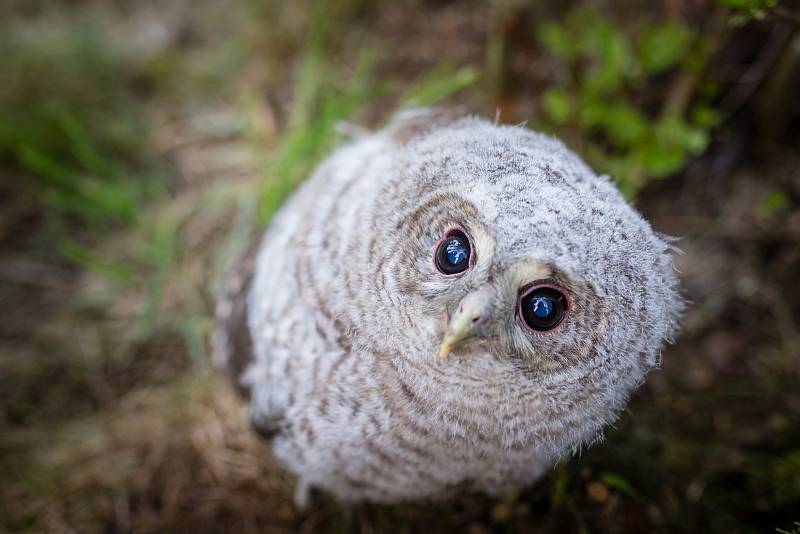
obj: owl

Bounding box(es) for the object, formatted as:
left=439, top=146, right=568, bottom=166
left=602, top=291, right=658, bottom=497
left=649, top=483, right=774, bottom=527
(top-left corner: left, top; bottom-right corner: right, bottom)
left=214, top=108, right=682, bottom=504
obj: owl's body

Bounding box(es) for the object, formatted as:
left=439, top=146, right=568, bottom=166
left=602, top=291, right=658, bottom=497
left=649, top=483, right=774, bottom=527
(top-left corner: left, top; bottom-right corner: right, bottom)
left=215, top=110, right=681, bottom=503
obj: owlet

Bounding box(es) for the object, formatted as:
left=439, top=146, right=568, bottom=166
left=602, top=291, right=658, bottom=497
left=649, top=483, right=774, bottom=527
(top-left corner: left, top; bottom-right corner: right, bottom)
left=214, top=109, right=682, bottom=504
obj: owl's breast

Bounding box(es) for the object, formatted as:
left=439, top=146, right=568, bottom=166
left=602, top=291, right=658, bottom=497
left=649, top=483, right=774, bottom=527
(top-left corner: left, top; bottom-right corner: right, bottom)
left=267, top=345, right=553, bottom=502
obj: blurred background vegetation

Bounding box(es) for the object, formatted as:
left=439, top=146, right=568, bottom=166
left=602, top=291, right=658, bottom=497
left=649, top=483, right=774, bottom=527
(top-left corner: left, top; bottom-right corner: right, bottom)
left=0, top=0, right=798, bottom=532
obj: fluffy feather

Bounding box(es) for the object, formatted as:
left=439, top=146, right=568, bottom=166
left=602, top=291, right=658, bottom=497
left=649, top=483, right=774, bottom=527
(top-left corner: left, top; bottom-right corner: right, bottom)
left=215, top=108, right=683, bottom=503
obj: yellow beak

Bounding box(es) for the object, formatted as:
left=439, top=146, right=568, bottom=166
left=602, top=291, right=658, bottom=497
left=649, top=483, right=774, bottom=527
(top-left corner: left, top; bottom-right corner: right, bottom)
left=438, top=284, right=495, bottom=359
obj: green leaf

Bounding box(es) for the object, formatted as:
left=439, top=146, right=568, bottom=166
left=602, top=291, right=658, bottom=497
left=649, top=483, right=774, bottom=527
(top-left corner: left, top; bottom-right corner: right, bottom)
left=716, top=0, right=776, bottom=9
left=59, top=240, right=134, bottom=283
left=541, top=88, right=573, bottom=125
left=577, top=99, right=648, bottom=148
left=691, top=104, right=722, bottom=128
left=601, top=472, right=640, bottom=499
left=566, top=7, right=603, bottom=50
left=57, top=111, right=112, bottom=176
left=578, top=98, right=607, bottom=129
left=716, top=0, right=777, bottom=24
left=18, top=144, right=76, bottom=188
left=600, top=103, right=649, bottom=148
left=638, top=23, right=694, bottom=74
left=639, top=140, right=686, bottom=177
left=684, top=128, right=710, bottom=154
left=656, top=114, right=709, bottom=154
left=583, top=22, right=633, bottom=94
left=400, top=65, right=478, bottom=108
left=758, top=190, right=790, bottom=218
left=537, top=21, right=577, bottom=60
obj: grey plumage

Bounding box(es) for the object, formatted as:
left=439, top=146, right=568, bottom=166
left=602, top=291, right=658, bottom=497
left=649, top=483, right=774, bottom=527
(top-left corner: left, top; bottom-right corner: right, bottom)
left=214, top=109, right=682, bottom=503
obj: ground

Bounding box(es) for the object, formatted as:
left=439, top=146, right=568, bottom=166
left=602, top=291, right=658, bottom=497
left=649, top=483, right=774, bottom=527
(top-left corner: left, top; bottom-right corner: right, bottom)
left=0, top=0, right=798, bottom=532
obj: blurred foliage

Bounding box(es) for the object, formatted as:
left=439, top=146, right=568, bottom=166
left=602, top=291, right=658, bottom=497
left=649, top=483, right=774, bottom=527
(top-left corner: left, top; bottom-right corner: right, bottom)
left=258, top=56, right=477, bottom=223
left=536, top=8, right=719, bottom=197
left=0, top=16, right=166, bottom=238
left=758, top=189, right=791, bottom=220
left=1, top=0, right=799, bottom=532
left=0, top=4, right=259, bottom=361
left=257, top=38, right=379, bottom=222
left=257, top=2, right=477, bottom=223
left=717, top=0, right=779, bottom=25
left=399, top=65, right=479, bottom=109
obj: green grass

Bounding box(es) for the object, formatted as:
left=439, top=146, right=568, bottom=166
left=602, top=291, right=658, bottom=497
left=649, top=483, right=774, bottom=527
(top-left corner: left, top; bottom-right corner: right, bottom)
left=0, top=16, right=165, bottom=237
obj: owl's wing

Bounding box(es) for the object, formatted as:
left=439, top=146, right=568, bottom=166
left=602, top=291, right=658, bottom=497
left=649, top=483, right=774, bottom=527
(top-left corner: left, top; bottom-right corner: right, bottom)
left=214, top=238, right=289, bottom=439
left=212, top=239, right=260, bottom=397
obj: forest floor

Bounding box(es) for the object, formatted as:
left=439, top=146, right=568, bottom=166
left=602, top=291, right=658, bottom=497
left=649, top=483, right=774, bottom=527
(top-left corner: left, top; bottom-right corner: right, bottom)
left=1, top=1, right=799, bottom=533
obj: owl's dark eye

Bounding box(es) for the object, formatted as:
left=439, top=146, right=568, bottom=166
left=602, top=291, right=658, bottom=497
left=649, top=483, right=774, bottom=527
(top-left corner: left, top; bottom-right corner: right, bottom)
left=434, top=230, right=471, bottom=275
left=518, top=285, right=569, bottom=332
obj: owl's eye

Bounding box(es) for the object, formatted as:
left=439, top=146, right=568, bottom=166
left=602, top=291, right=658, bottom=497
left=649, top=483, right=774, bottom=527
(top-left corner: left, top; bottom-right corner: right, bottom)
left=434, top=229, right=471, bottom=275
left=518, top=285, right=569, bottom=332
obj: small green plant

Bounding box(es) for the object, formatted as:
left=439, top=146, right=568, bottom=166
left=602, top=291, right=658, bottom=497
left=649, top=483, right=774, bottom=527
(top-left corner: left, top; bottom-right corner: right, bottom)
left=536, top=9, right=720, bottom=197
left=716, top=0, right=778, bottom=25
left=776, top=521, right=800, bottom=534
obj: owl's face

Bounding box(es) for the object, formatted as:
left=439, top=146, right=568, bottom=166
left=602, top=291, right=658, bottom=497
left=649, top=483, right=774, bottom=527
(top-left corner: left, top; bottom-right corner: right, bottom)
left=364, top=114, right=681, bottom=394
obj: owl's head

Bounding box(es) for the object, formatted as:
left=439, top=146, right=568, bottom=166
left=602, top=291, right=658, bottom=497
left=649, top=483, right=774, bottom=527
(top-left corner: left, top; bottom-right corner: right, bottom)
left=355, top=109, right=682, bottom=453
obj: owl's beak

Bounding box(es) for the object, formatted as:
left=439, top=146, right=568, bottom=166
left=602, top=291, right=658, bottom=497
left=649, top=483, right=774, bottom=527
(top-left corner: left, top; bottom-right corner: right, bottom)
left=438, top=284, right=495, bottom=359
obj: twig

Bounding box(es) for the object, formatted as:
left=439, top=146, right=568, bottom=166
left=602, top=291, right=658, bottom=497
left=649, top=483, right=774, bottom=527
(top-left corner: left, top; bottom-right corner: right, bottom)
left=719, top=21, right=793, bottom=116
left=662, top=8, right=730, bottom=118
